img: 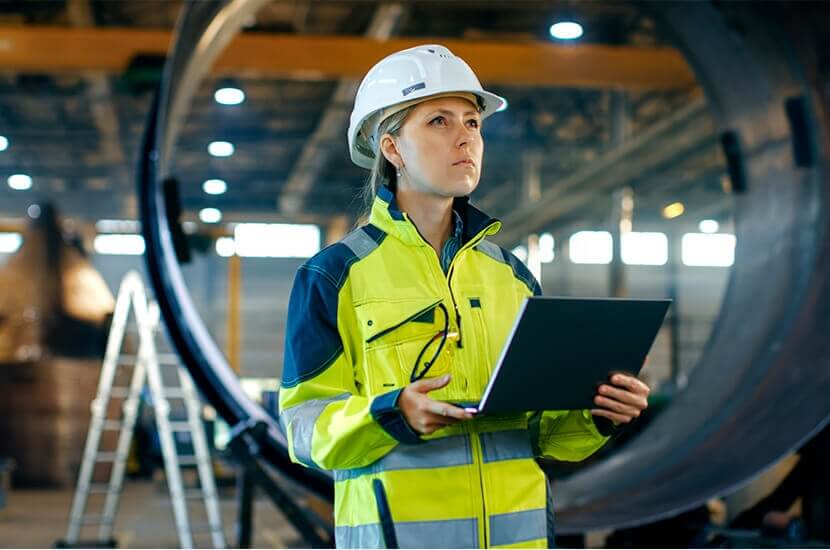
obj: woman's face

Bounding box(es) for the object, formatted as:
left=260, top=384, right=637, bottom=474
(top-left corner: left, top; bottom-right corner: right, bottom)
left=386, top=96, right=484, bottom=198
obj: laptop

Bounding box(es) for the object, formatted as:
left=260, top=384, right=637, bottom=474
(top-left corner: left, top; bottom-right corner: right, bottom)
left=465, top=296, right=671, bottom=415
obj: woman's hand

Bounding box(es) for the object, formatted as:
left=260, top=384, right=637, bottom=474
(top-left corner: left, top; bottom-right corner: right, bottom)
left=591, top=372, right=650, bottom=425
left=398, top=374, right=474, bottom=435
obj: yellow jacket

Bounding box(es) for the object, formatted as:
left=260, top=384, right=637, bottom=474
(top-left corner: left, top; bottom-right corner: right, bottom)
left=279, top=185, right=610, bottom=548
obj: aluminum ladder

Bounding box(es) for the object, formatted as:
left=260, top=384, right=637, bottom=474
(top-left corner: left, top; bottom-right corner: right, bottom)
left=61, top=271, right=225, bottom=548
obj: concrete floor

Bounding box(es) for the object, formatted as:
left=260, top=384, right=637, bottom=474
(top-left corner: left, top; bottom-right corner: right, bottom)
left=0, top=480, right=309, bottom=548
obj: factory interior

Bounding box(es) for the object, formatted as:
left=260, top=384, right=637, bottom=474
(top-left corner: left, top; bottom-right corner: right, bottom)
left=0, top=0, right=828, bottom=548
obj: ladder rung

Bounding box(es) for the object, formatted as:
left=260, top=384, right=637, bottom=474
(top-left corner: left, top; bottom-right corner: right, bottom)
left=101, top=420, right=123, bottom=431
left=157, top=353, right=181, bottom=365
left=168, top=421, right=192, bottom=431
left=109, top=387, right=131, bottom=398
left=190, top=522, right=221, bottom=533
left=95, top=452, right=119, bottom=462
left=184, top=489, right=205, bottom=499
left=164, top=389, right=188, bottom=399
left=81, top=516, right=111, bottom=525
left=88, top=484, right=112, bottom=494
left=177, top=456, right=199, bottom=466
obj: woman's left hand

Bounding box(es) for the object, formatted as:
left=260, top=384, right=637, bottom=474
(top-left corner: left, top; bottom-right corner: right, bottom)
left=591, top=372, right=650, bottom=425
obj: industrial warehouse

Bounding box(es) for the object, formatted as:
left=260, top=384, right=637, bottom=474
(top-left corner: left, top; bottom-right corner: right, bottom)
left=0, top=1, right=827, bottom=548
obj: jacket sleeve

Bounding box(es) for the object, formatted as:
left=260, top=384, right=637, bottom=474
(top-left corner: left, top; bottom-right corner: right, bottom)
left=278, top=265, right=420, bottom=472
left=530, top=410, right=611, bottom=462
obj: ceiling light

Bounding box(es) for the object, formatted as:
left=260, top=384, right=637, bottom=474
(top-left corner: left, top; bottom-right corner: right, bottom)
left=199, top=208, right=222, bottom=224
left=27, top=204, right=41, bottom=219
left=662, top=202, right=685, bottom=219
left=0, top=136, right=8, bottom=152
left=208, top=141, right=234, bottom=157
left=550, top=21, right=584, bottom=40
left=214, top=87, right=245, bottom=106
left=699, top=219, right=720, bottom=233
left=8, top=174, right=32, bottom=190
left=203, top=179, right=227, bottom=195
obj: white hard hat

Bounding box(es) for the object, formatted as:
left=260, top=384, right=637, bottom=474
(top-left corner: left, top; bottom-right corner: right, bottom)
left=347, top=44, right=507, bottom=169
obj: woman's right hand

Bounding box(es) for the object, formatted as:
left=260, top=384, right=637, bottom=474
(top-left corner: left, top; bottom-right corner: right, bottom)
left=398, top=374, right=474, bottom=435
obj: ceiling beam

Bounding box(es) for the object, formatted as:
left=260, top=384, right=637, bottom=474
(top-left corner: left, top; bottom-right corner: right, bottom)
left=0, top=26, right=696, bottom=90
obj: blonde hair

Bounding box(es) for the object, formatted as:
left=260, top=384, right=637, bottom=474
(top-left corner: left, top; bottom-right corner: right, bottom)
left=361, top=107, right=414, bottom=215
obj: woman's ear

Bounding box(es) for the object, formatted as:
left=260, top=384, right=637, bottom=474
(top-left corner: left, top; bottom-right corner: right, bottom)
left=379, top=133, right=403, bottom=169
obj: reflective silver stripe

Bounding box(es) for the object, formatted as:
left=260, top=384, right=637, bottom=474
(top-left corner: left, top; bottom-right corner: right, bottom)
left=475, top=240, right=505, bottom=264
left=489, top=508, right=547, bottom=547
left=336, top=518, right=479, bottom=549
left=342, top=228, right=380, bottom=259
left=334, top=433, right=473, bottom=482
left=479, top=429, right=534, bottom=463
left=335, top=523, right=384, bottom=549
left=280, top=393, right=350, bottom=468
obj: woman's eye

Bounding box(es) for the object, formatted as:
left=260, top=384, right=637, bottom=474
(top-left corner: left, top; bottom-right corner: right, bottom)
left=467, top=119, right=480, bottom=128
left=430, top=116, right=446, bottom=126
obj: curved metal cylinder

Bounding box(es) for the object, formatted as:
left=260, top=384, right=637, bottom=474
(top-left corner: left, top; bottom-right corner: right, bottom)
left=138, top=0, right=830, bottom=532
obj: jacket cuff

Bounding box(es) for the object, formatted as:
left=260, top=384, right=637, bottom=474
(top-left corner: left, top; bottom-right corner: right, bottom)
left=370, top=388, right=422, bottom=444
left=592, top=416, right=621, bottom=437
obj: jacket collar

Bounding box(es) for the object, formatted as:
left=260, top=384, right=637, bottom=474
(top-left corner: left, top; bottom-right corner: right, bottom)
left=369, top=184, right=502, bottom=248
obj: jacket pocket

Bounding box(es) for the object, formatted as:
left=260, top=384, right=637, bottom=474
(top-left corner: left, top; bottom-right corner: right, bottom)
left=355, top=298, right=447, bottom=394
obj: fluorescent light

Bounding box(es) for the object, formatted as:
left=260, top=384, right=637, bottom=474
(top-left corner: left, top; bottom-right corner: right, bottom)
left=0, top=136, right=8, bottom=152
left=233, top=223, right=320, bottom=258
left=539, top=232, right=555, bottom=263
left=216, top=236, right=236, bottom=257
left=511, top=245, right=528, bottom=263
left=662, top=202, right=685, bottom=219
left=93, top=234, right=145, bottom=255
left=214, top=87, right=245, bottom=106
left=622, top=232, right=668, bottom=266
left=0, top=232, right=22, bottom=253
left=8, top=174, right=32, bottom=190
left=681, top=233, right=736, bottom=267
left=550, top=21, right=583, bottom=40
left=203, top=179, right=227, bottom=195
left=95, top=219, right=141, bottom=233
left=569, top=231, right=613, bottom=264
left=208, top=141, right=234, bottom=157
left=699, top=219, right=720, bottom=234
left=199, top=208, right=222, bottom=224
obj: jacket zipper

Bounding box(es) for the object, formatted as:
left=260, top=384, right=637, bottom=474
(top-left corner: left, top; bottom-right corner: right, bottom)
left=469, top=430, right=488, bottom=547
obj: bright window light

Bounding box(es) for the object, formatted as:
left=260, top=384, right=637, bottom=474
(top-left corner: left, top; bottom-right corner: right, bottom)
left=0, top=232, right=22, bottom=253
left=539, top=232, right=555, bottom=263
left=699, top=219, right=720, bottom=234
left=96, top=219, right=141, bottom=233
left=216, top=236, right=236, bottom=257
left=682, top=233, right=736, bottom=267
left=0, top=136, right=8, bottom=152
left=214, top=87, right=245, bottom=106
left=199, top=208, right=222, bottom=224
left=203, top=179, right=227, bottom=195
left=511, top=245, right=528, bottom=264
left=93, top=234, right=145, bottom=255
left=662, top=202, right=685, bottom=219
left=208, top=141, right=235, bottom=157
left=622, top=232, right=668, bottom=266
left=8, top=174, right=32, bottom=190
left=570, top=231, right=612, bottom=264
left=233, top=223, right=320, bottom=258
left=550, top=21, right=584, bottom=40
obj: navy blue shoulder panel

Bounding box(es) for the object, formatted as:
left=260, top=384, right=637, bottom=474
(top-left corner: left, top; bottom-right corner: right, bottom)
left=281, top=225, right=386, bottom=388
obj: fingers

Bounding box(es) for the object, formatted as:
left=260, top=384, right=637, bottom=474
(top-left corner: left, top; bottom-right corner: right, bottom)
left=593, top=394, right=642, bottom=418
left=410, top=374, right=452, bottom=393
left=597, top=384, right=648, bottom=410
left=608, top=373, right=650, bottom=396
left=591, top=408, right=632, bottom=424
left=424, top=399, right=472, bottom=421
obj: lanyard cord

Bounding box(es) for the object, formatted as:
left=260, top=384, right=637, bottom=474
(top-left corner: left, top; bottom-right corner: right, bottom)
left=410, top=303, right=450, bottom=382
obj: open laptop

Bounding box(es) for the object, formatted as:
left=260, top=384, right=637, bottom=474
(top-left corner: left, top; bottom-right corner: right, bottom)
left=464, top=296, right=671, bottom=415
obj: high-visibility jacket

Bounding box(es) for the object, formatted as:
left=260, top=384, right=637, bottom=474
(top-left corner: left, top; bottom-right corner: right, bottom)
left=279, top=185, right=611, bottom=548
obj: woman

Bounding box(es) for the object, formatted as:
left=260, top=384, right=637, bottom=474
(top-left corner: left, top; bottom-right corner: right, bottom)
left=279, top=44, right=650, bottom=548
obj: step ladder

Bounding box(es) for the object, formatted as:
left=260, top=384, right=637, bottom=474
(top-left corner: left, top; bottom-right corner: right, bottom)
left=60, top=271, right=225, bottom=549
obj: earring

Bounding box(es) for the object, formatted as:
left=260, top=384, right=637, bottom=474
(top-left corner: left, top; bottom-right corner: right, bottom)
left=396, top=166, right=402, bottom=179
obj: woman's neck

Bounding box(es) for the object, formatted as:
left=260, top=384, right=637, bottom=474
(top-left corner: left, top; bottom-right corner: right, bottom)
left=395, top=185, right=454, bottom=256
